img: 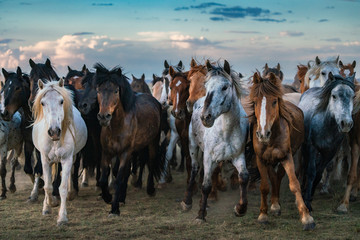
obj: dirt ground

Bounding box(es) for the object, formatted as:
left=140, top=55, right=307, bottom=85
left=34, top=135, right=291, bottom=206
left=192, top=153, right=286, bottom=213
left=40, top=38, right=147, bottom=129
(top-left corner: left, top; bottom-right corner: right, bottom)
left=0, top=165, right=360, bottom=240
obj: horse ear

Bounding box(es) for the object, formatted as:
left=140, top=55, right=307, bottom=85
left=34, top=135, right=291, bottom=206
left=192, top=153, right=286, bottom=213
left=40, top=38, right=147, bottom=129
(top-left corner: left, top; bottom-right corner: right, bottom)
left=268, top=72, right=277, bottom=85
left=0, top=81, right=3, bottom=89
left=315, top=56, right=321, bottom=65
left=239, top=73, right=244, bottom=78
left=82, top=64, right=87, bottom=73
left=352, top=60, right=356, bottom=68
left=190, top=58, right=197, bottom=68
left=328, top=72, right=334, bottom=81
left=153, top=74, right=156, bottom=81
left=224, top=60, right=231, bottom=75
left=67, top=66, right=72, bottom=72
left=29, top=59, right=36, bottom=69
left=141, top=74, right=145, bottom=81
left=169, top=66, right=176, bottom=79
left=253, top=72, right=261, bottom=84
left=131, top=74, right=136, bottom=81
left=16, top=67, right=22, bottom=78
left=339, top=61, right=344, bottom=68
left=116, top=68, right=122, bottom=76
left=335, top=56, right=339, bottom=64
left=307, top=62, right=311, bottom=69
left=206, top=60, right=213, bottom=72
left=58, top=78, right=64, bottom=87
left=277, top=63, right=281, bottom=71
left=45, top=58, right=51, bottom=68
left=264, top=63, right=268, bottom=71
left=164, top=60, right=169, bottom=69
left=297, top=65, right=301, bottom=70
left=38, top=79, right=44, bottom=90
left=2, top=68, right=9, bottom=80
left=178, top=60, right=183, bottom=69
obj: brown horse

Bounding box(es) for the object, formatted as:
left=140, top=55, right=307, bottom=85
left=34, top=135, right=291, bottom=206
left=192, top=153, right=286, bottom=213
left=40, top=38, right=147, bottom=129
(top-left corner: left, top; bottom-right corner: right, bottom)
left=340, top=60, right=356, bottom=78
left=296, top=64, right=309, bottom=93
left=131, top=74, right=151, bottom=94
left=65, top=65, right=88, bottom=90
left=95, top=63, right=165, bottom=216
left=186, top=59, right=208, bottom=113
left=262, top=63, right=297, bottom=93
left=249, top=72, right=315, bottom=230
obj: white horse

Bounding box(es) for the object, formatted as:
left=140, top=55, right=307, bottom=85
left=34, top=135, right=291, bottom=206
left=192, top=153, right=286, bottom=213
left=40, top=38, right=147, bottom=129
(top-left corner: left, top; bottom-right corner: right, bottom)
left=305, top=56, right=340, bottom=88
left=32, top=79, right=87, bottom=226
left=181, top=60, right=249, bottom=223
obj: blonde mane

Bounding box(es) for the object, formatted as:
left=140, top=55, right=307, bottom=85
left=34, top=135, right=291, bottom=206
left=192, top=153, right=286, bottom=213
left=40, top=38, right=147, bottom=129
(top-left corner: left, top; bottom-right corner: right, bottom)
left=32, top=80, right=74, bottom=143
left=304, top=57, right=339, bottom=88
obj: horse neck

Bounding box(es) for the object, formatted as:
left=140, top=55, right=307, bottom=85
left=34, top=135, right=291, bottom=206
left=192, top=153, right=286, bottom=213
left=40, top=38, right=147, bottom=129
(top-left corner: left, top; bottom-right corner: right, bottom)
left=111, top=102, right=126, bottom=128
left=219, top=89, right=243, bottom=130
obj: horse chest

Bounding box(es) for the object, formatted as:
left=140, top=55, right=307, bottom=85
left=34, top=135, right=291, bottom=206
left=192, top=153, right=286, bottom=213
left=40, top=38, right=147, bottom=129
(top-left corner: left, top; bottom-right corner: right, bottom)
left=256, top=143, right=288, bottom=165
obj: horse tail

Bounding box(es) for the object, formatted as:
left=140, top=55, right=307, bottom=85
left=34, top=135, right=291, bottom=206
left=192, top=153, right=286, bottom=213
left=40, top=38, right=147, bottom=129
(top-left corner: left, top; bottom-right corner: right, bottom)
left=51, top=163, right=59, bottom=183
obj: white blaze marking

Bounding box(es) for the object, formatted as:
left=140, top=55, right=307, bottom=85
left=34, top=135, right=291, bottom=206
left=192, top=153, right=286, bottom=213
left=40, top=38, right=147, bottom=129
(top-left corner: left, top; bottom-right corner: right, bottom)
left=9, top=80, right=12, bottom=85
left=344, top=69, right=350, bottom=76
left=73, top=76, right=80, bottom=79
left=260, top=96, right=266, bottom=134
left=175, top=92, right=179, bottom=113
left=176, top=81, right=181, bottom=87
left=0, top=92, right=4, bottom=112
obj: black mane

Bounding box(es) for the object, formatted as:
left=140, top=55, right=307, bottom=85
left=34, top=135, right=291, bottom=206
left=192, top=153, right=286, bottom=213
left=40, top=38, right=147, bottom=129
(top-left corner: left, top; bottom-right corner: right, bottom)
left=65, top=69, right=84, bottom=82
left=152, top=74, right=163, bottom=86
left=94, top=63, right=135, bottom=112
left=30, top=63, right=59, bottom=82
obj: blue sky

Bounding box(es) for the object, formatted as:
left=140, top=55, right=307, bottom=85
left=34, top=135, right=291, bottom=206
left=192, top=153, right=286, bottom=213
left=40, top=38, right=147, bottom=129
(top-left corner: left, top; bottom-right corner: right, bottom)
left=0, top=0, right=359, bottom=81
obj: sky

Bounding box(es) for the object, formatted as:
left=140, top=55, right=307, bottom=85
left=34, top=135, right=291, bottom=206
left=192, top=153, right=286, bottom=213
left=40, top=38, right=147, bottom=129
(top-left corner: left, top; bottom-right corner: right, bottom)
left=0, top=0, right=360, bottom=82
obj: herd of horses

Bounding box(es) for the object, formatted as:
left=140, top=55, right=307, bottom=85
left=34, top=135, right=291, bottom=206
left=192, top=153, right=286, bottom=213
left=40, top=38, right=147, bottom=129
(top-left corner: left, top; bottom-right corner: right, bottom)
left=0, top=56, right=358, bottom=231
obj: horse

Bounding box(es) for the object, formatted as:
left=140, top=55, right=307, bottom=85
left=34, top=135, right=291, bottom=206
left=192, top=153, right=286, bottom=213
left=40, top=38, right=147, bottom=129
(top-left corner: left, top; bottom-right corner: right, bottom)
left=131, top=74, right=151, bottom=94
left=65, top=65, right=88, bottom=90
left=250, top=71, right=315, bottom=230
left=299, top=73, right=355, bottom=213
left=262, top=63, right=297, bottom=93
left=340, top=60, right=356, bottom=78
left=180, top=60, right=249, bottom=223
left=94, top=63, right=165, bottom=216
left=32, top=79, right=87, bottom=226
left=0, top=71, right=24, bottom=200
left=0, top=67, right=45, bottom=202
left=296, top=64, right=309, bottom=93
left=151, top=74, right=164, bottom=101
left=304, top=56, right=340, bottom=89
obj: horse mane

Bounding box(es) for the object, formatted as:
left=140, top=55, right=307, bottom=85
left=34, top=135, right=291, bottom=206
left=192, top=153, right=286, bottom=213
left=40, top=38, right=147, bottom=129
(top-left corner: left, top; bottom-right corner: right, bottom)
left=205, top=62, right=248, bottom=99
left=304, top=57, right=339, bottom=87
left=297, top=64, right=308, bottom=80
left=248, top=72, right=295, bottom=129
left=94, top=63, right=135, bottom=112
left=32, top=80, right=74, bottom=144
left=162, top=62, right=184, bottom=76
left=81, top=71, right=95, bottom=86
left=262, top=65, right=284, bottom=81
left=188, top=64, right=207, bottom=78
left=316, top=74, right=355, bottom=113
left=30, top=63, right=59, bottom=81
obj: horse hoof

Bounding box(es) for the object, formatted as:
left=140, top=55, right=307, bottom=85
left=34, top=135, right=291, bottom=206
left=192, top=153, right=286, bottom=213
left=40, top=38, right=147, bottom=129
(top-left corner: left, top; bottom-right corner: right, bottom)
left=27, top=197, right=38, bottom=203
left=67, top=191, right=78, bottom=201
left=157, top=183, right=167, bottom=189
left=349, top=195, right=357, bottom=202
left=81, top=182, right=89, bottom=188
left=57, top=220, right=68, bottom=227
left=181, top=201, right=192, bottom=211
left=208, top=192, right=217, bottom=202
left=165, top=175, right=173, bottom=183
left=147, top=188, right=156, bottom=197
left=102, top=194, right=113, bottom=204
left=0, top=195, right=6, bottom=200
left=9, top=185, right=16, bottom=193
left=108, top=213, right=120, bottom=218
left=194, top=217, right=205, bottom=224
left=234, top=203, right=247, bottom=217
left=303, top=222, right=316, bottom=231
left=270, top=204, right=281, bottom=216
left=257, top=214, right=269, bottom=224
left=119, top=202, right=125, bottom=207
left=337, top=203, right=348, bottom=213
left=42, top=210, right=51, bottom=215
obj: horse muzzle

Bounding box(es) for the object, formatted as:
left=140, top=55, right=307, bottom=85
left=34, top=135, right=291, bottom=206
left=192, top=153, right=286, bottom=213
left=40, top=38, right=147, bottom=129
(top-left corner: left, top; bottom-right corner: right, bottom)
left=0, top=109, right=11, bottom=121
left=186, top=100, right=194, bottom=114
left=171, top=109, right=185, bottom=120
left=97, top=113, right=112, bottom=127
left=339, top=119, right=353, bottom=133
left=48, top=127, right=61, bottom=141
left=256, top=130, right=271, bottom=143
left=78, top=102, right=90, bottom=115
left=200, top=113, right=215, bottom=128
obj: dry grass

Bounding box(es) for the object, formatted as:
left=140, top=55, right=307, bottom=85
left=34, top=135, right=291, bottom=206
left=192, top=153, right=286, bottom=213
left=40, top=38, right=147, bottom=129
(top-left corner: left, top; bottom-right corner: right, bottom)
left=1, top=168, right=360, bottom=240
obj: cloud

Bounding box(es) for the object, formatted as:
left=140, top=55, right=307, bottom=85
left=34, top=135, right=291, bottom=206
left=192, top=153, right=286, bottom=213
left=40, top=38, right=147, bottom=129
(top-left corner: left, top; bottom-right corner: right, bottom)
left=254, top=18, right=286, bottom=23
left=288, top=10, right=293, bottom=13
left=0, top=39, right=23, bottom=44
left=280, top=31, right=304, bottom=37
left=318, top=19, right=328, bottom=22
left=174, top=7, right=189, bottom=11
left=227, top=30, right=260, bottom=34
left=210, top=6, right=270, bottom=18
left=323, top=38, right=342, bottom=42
left=72, top=32, right=95, bottom=36
left=92, top=3, right=113, bottom=6
left=343, top=41, right=360, bottom=46
left=190, top=2, right=226, bottom=9
left=210, top=17, right=228, bottom=21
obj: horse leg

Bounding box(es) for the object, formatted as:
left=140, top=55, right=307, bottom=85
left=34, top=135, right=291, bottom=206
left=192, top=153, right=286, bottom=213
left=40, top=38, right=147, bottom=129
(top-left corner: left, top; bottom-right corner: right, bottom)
left=338, top=141, right=359, bottom=212
left=350, top=166, right=360, bottom=202
left=100, top=152, right=113, bottom=204
left=109, top=157, right=119, bottom=189
left=158, top=132, right=179, bottom=186
left=281, top=156, right=315, bottom=230
left=134, top=153, right=145, bottom=189
left=81, top=167, right=89, bottom=188
left=24, top=141, right=35, bottom=183
left=302, top=145, right=318, bottom=212
left=269, top=164, right=285, bottom=216
left=9, top=154, right=19, bottom=193
left=147, top=144, right=157, bottom=196
left=57, top=157, right=73, bottom=226
left=256, top=156, right=270, bottom=224
left=0, top=146, right=8, bottom=200
left=28, top=150, right=43, bottom=203
left=130, top=153, right=138, bottom=187
left=68, top=154, right=80, bottom=201
left=118, top=160, right=131, bottom=206
left=196, top=155, right=216, bottom=223
left=320, top=160, right=333, bottom=195
left=232, top=152, right=249, bottom=217
left=208, top=165, right=220, bottom=201
left=40, top=154, right=53, bottom=215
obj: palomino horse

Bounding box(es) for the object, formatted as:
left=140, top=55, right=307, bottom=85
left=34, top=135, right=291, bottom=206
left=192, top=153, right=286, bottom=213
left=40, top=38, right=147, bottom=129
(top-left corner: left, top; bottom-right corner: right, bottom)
left=299, top=73, right=355, bottom=213
left=181, top=60, right=249, bottom=223
left=0, top=67, right=44, bottom=202
left=262, top=63, right=297, bottom=93
left=340, top=60, right=356, bottom=78
left=304, top=56, right=340, bottom=89
left=65, top=65, right=87, bottom=90
left=95, top=63, right=165, bottom=216
left=131, top=74, right=151, bottom=94
left=32, top=79, right=87, bottom=226
left=250, top=72, right=315, bottom=230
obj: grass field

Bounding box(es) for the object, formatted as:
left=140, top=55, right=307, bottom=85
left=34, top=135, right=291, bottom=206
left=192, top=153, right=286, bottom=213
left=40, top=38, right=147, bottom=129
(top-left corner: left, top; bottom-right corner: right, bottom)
left=1, top=167, right=360, bottom=240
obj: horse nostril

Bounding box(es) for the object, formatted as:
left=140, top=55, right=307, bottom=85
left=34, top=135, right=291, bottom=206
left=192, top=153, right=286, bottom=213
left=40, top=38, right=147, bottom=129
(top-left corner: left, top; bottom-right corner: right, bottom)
left=97, top=113, right=103, bottom=120
left=266, top=130, right=271, bottom=139
left=56, top=128, right=61, bottom=136
left=105, top=114, right=111, bottom=120
left=341, top=120, right=345, bottom=129
left=205, top=114, right=212, bottom=120
left=256, top=131, right=260, bottom=138
left=82, top=103, right=88, bottom=109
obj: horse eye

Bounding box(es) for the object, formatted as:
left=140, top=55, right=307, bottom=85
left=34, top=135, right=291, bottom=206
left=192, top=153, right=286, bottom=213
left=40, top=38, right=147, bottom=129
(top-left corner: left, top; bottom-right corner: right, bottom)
left=321, top=72, right=326, bottom=76
left=115, top=89, right=118, bottom=94
left=15, top=86, right=20, bottom=91
left=41, top=102, right=44, bottom=106
left=60, top=100, right=64, bottom=105
left=332, top=95, right=337, bottom=100
left=222, top=86, right=228, bottom=91
left=273, top=100, right=277, bottom=106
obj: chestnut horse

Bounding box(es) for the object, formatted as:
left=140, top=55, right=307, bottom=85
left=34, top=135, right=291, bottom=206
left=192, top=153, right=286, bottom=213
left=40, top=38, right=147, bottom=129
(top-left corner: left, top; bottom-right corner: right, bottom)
left=131, top=74, right=151, bottom=94
left=296, top=64, right=309, bottom=93
left=340, top=60, right=356, bottom=78
left=250, top=72, right=315, bottom=230
left=262, top=63, right=297, bottom=93
left=95, top=63, right=165, bottom=216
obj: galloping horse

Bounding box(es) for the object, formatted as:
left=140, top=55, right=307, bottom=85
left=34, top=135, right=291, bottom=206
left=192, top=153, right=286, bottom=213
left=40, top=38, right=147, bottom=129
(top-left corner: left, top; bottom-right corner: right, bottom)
left=131, top=74, right=151, bottom=94
left=304, top=56, right=340, bottom=88
left=250, top=72, right=315, bottom=230
left=32, top=79, right=87, bottom=226
left=95, top=63, right=165, bottom=216
left=299, top=73, right=355, bottom=213
left=181, top=60, right=249, bottom=223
